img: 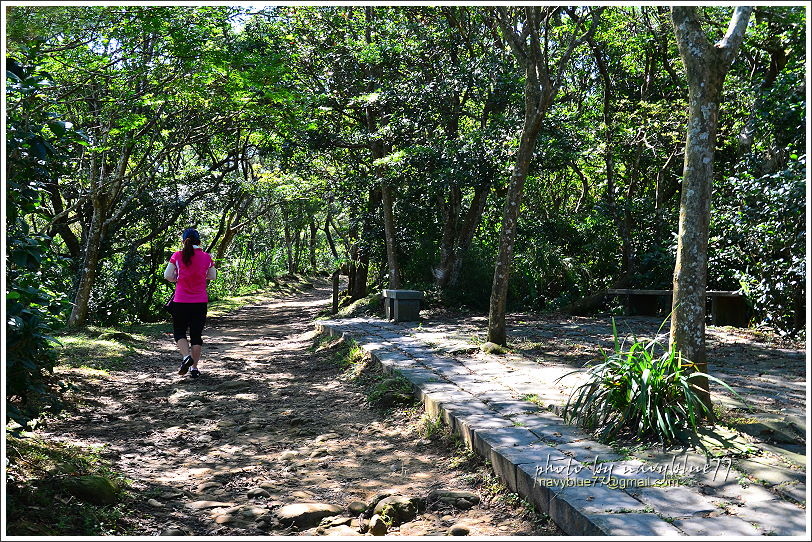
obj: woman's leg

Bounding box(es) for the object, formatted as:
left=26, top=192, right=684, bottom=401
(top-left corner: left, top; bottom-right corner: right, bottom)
left=191, top=344, right=202, bottom=368
left=176, top=338, right=191, bottom=358
left=173, top=304, right=194, bottom=373
left=188, top=303, right=207, bottom=370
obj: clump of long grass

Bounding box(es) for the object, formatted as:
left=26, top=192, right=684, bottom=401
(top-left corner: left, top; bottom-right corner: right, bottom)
left=560, top=319, right=743, bottom=444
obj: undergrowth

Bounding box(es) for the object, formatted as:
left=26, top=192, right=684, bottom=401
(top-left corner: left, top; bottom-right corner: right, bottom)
left=559, top=318, right=748, bottom=445
left=6, top=436, right=132, bottom=536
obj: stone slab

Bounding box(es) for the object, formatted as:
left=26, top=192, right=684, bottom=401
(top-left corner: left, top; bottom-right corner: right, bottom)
left=555, top=440, right=623, bottom=464
left=739, top=499, right=807, bottom=536
left=584, top=513, right=684, bottom=537
left=472, top=426, right=539, bottom=460
left=673, top=516, right=762, bottom=536
left=628, top=486, right=716, bottom=517
left=382, top=289, right=423, bottom=300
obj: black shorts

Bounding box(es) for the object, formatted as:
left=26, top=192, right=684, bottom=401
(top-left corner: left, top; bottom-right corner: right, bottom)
left=172, top=302, right=207, bottom=346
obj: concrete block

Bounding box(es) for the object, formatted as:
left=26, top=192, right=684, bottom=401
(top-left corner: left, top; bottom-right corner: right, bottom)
left=515, top=457, right=595, bottom=514
left=555, top=440, right=623, bottom=464
left=473, top=426, right=539, bottom=460
left=627, top=486, right=716, bottom=517
left=515, top=462, right=555, bottom=514
left=551, top=483, right=649, bottom=516
left=739, top=499, right=807, bottom=536
left=492, top=442, right=568, bottom=468
left=421, top=389, right=477, bottom=420
left=673, top=516, right=762, bottom=536
left=584, top=513, right=683, bottom=536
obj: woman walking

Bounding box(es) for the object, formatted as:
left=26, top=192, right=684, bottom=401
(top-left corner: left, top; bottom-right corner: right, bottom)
left=164, top=228, right=217, bottom=377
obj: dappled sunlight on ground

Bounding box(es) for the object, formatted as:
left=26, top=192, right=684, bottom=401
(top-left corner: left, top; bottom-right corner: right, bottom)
left=34, top=280, right=555, bottom=536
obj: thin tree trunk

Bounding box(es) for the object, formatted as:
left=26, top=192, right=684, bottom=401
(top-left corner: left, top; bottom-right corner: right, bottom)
left=332, top=269, right=340, bottom=314
left=380, top=185, right=400, bottom=289
left=293, top=228, right=303, bottom=274
left=435, top=186, right=461, bottom=288
left=486, top=6, right=602, bottom=345
left=282, top=207, right=294, bottom=275
left=448, top=184, right=490, bottom=288
left=309, top=220, right=318, bottom=273
left=670, top=6, right=752, bottom=408
left=351, top=188, right=380, bottom=300
left=324, top=212, right=339, bottom=259
left=68, top=138, right=132, bottom=327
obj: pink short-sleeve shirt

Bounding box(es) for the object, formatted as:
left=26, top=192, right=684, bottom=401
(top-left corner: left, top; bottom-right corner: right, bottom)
left=170, top=249, right=214, bottom=303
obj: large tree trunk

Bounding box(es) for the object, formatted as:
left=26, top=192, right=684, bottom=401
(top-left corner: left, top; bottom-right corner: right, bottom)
left=67, top=200, right=106, bottom=327
left=487, top=123, right=543, bottom=344
left=670, top=6, right=752, bottom=407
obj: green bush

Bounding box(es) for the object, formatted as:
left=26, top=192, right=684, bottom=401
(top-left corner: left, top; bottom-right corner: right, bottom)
left=6, top=55, right=76, bottom=430
left=560, top=320, right=743, bottom=444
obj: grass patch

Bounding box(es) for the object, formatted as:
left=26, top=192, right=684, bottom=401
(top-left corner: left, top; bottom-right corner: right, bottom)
left=55, top=328, right=142, bottom=373
left=366, top=374, right=417, bottom=409
left=313, top=334, right=370, bottom=376
left=418, top=413, right=446, bottom=440
left=335, top=292, right=383, bottom=319
left=6, top=436, right=132, bottom=536
left=521, top=394, right=545, bottom=408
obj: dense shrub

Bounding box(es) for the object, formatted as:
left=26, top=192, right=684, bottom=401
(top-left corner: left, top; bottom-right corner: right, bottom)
left=6, top=56, right=77, bottom=428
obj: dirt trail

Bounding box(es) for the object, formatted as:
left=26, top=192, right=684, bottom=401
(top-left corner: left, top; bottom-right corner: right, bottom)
left=43, top=281, right=554, bottom=536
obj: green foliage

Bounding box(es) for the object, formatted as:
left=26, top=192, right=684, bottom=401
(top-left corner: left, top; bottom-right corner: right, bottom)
left=710, top=156, right=805, bottom=335
left=3, top=5, right=804, bottom=340
left=417, top=413, right=446, bottom=440
left=6, top=436, right=130, bottom=535
left=6, top=55, right=78, bottom=430
left=561, top=320, right=746, bottom=444
left=367, top=375, right=417, bottom=408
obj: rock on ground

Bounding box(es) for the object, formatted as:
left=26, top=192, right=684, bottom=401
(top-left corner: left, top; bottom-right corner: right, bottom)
left=368, top=514, right=388, bottom=536
left=276, top=503, right=343, bottom=529
left=373, top=495, right=421, bottom=525
left=60, top=475, right=118, bottom=505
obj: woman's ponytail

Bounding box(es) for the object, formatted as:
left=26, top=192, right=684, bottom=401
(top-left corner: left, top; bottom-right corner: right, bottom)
left=182, top=237, right=197, bottom=265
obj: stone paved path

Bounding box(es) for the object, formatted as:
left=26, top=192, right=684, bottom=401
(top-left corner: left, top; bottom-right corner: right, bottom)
left=317, top=316, right=808, bottom=536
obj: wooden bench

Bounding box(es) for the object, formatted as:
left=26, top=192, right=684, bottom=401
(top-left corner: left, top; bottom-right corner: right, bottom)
left=605, top=289, right=750, bottom=327
left=382, top=289, right=423, bottom=322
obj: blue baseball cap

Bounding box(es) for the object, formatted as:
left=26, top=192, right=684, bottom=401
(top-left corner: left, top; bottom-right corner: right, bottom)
left=182, top=228, right=200, bottom=242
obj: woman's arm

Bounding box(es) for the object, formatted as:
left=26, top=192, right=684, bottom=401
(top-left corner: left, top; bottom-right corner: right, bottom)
left=206, top=266, right=217, bottom=281
left=164, top=262, right=178, bottom=282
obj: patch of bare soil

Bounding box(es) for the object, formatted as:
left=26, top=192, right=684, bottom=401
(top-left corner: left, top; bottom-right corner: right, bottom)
left=38, top=281, right=560, bottom=536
